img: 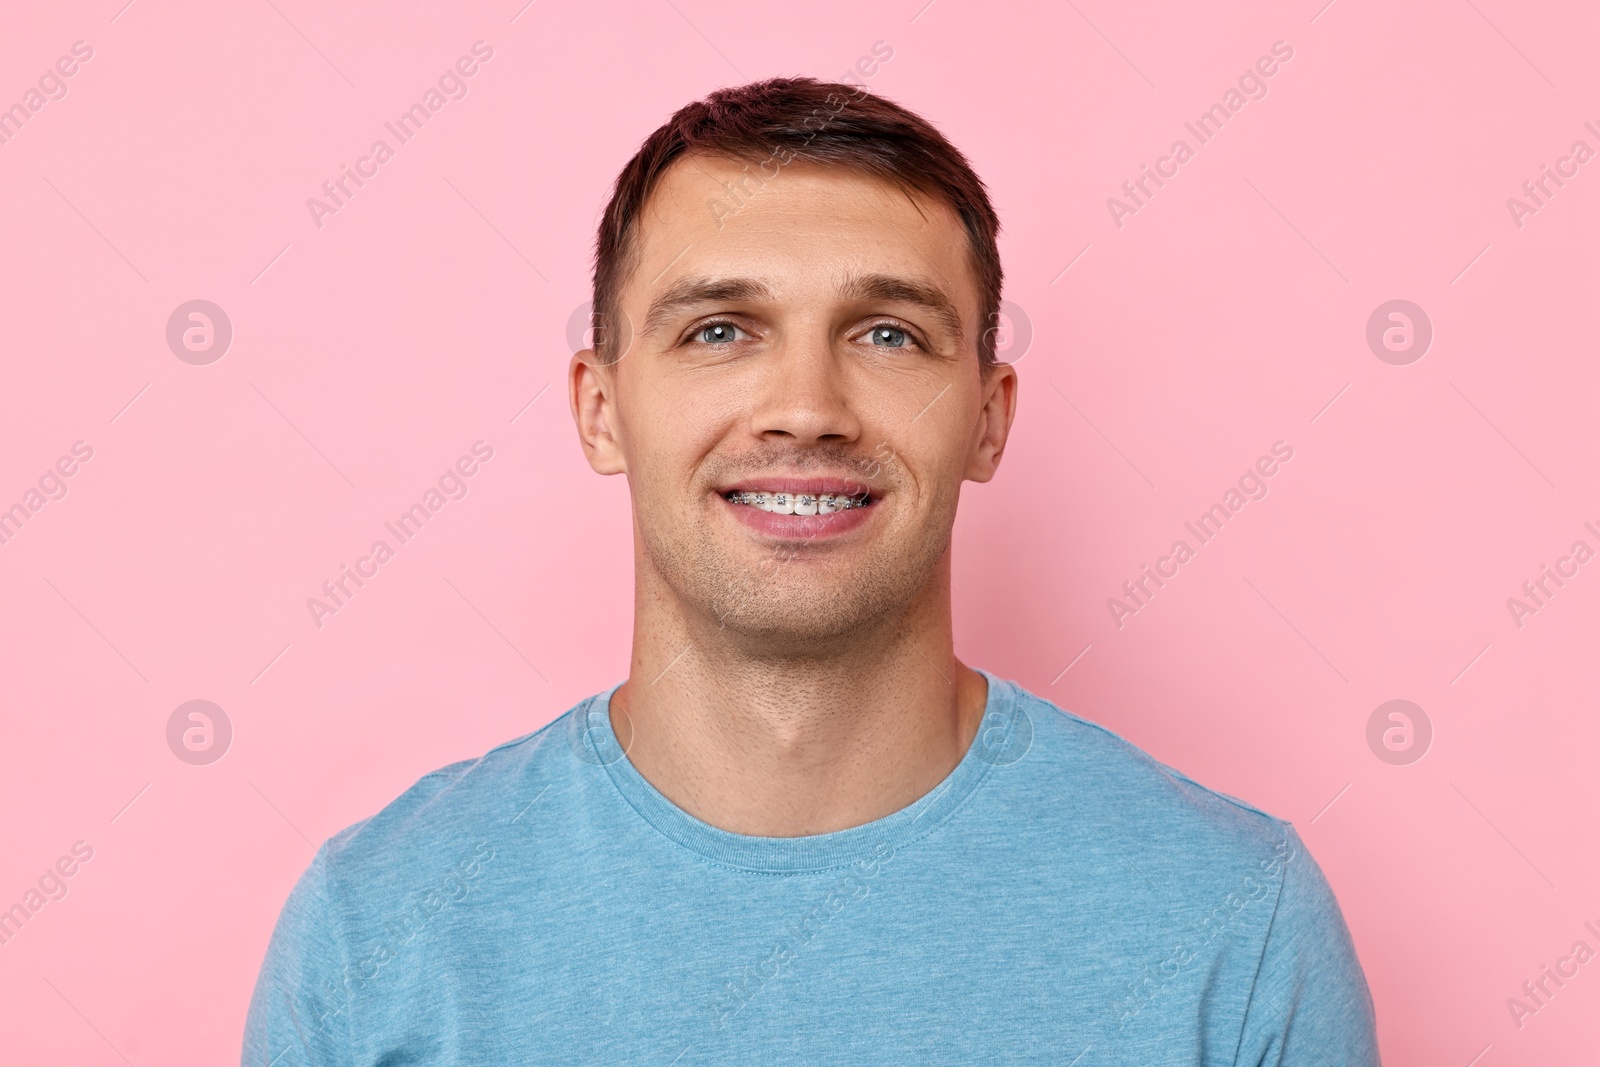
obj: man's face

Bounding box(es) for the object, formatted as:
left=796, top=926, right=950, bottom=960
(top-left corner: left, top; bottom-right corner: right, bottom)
left=570, top=155, right=1016, bottom=654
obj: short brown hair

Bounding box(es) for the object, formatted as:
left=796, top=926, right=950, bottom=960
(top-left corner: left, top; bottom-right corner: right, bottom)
left=591, top=76, right=1003, bottom=365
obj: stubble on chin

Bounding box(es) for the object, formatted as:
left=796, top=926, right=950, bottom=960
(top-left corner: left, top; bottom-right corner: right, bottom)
left=636, top=494, right=955, bottom=657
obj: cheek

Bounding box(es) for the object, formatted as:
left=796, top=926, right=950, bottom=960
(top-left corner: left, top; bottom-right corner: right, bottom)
left=878, top=392, right=984, bottom=489
left=870, top=440, right=963, bottom=529
left=618, top=394, right=732, bottom=499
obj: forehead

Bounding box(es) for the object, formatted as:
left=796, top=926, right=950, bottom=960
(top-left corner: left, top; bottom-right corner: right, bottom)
left=623, top=154, right=980, bottom=309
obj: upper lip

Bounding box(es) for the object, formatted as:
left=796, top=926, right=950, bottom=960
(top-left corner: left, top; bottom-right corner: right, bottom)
left=719, top=475, right=879, bottom=498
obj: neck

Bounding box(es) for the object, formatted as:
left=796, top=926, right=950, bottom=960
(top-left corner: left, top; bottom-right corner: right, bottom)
left=611, top=554, right=988, bottom=837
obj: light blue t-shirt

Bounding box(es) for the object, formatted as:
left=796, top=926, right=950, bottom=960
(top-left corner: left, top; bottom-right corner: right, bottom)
left=243, top=672, right=1378, bottom=1065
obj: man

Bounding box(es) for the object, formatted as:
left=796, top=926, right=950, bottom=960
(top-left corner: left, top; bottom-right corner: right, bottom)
left=244, top=78, right=1379, bottom=1065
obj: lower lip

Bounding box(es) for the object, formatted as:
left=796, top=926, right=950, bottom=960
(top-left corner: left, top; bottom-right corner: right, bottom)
left=720, top=495, right=879, bottom=540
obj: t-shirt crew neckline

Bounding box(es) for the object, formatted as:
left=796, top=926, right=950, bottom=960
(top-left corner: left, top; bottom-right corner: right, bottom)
left=586, top=669, right=1016, bottom=874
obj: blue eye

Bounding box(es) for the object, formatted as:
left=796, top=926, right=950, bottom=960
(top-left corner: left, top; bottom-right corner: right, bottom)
left=697, top=323, right=741, bottom=344
left=869, top=326, right=908, bottom=348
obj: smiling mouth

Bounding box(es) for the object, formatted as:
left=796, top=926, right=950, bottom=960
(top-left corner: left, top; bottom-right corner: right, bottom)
left=722, top=490, right=874, bottom=515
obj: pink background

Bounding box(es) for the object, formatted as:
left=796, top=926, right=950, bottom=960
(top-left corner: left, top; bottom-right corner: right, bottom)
left=1, top=0, right=1595, bottom=1062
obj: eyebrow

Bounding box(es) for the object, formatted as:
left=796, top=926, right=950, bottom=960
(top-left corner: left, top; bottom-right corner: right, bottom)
left=838, top=272, right=964, bottom=341
left=642, top=277, right=774, bottom=337
left=641, top=272, right=965, bottom=341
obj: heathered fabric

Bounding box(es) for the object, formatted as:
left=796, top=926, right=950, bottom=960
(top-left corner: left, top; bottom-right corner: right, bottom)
left=243, top=671, right=1379, bottom=1066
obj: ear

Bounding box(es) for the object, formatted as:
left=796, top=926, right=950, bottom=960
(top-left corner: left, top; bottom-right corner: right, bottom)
left=963, top=362, right=1018, bottom=483
left=569, top=349, right=627, bottom=475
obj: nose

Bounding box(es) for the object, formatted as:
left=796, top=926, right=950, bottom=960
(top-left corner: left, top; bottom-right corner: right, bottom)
left=747, top=329, right=862, bottom=447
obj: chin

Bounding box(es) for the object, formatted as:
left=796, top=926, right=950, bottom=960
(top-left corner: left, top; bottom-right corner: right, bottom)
left=706, top=581, right=896, bottom=650
left=642, top=512, right=952, bottom=647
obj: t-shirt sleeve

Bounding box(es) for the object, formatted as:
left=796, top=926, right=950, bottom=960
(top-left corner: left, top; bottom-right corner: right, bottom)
left=1234, top=827, right=1379, bottom=1067
left=241, top=844, right=354, bottom=1067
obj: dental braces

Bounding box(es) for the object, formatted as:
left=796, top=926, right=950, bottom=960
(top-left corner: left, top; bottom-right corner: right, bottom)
left=727, top=491, right=871, bottom=512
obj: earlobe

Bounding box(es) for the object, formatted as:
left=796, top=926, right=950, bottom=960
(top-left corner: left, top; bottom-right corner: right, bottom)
left=569, top=350, right=627, bottom=475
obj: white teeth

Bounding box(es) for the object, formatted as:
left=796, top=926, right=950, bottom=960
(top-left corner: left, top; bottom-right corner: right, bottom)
left=727, top=491, right=869, bottom=514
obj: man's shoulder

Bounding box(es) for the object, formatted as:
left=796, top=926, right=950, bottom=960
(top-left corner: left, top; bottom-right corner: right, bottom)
left=316, top=696, right=593, bottom=879
left=998, top=676, right=1297, bottom=875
